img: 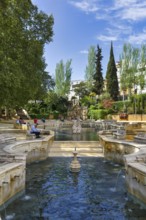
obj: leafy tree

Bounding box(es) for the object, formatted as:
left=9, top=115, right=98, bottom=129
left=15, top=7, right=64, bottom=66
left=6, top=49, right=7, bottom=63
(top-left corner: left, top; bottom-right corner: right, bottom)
left=0, top=0, right=54, bottom=110
left=106, top=42, right=119, bottom=101
left=44, top=91, right=69, bottom=114
left=85, top=46, right=96, bottom=91
left=73, top=81, right=89, bottom=100
left=55, top=59, right=72, bottom=96
left=138, top=44, right=146, bottom=93
left=81, top=95, right=96, bottom=107
left=120, top=43, right=139, bottom=96
left=93, top=45, right=104, bottom=95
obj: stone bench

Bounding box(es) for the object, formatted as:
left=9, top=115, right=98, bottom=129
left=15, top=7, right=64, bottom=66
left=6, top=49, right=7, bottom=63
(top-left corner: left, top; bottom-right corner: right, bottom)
left=14, top=123, right=28, bottom=130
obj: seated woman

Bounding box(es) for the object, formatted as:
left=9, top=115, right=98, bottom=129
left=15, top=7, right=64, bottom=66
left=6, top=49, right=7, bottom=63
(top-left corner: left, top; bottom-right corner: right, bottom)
left=30, top=124, right=40, bottom=138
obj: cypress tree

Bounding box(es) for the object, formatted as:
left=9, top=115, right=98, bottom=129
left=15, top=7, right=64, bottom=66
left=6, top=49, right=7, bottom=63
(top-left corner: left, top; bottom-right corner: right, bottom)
left=93, top=45, right=104, bottom=95
left=106, top=42, right=119, bottom=101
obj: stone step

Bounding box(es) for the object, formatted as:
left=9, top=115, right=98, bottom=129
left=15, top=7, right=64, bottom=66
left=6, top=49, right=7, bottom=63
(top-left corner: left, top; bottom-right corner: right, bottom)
left=48, top=152, right=103, bottom=157
left=53, top=141, right=100, bottom=147
left=49, top=147, right=103, bottom=153
left=49, top=141, right=103, bottom=157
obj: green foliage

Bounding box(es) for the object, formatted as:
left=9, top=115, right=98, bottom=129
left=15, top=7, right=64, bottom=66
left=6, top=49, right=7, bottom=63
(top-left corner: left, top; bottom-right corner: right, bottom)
left=120, top=43, right=141, bottom=96
left=130, top=94, right=146, bottom=114
left=0, top=0, right=54, bottom=108
left=29, top=114, right=49, bottom=119
left=85, top=45, right=96, bottom=91
left=55, top=59, right=72, bottom=96
left=88, top=109, right=108, bottom=120
left=99, top=92, right=111, bottom=101
left=106, top=42, right=119, bottom=101
left=113, top=101, right=131, bottom=113
left=93, top=45, right=104, bottom=95
left=44, top=91, right=69, bottom=114
left=73, top=81, right=89, bottom=99
left=80, top=95, right=96, bottom=107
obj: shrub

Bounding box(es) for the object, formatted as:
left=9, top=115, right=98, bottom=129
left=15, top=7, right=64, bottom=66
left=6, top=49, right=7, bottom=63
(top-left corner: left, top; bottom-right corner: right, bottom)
left=88, top=109, right=108, bottom=120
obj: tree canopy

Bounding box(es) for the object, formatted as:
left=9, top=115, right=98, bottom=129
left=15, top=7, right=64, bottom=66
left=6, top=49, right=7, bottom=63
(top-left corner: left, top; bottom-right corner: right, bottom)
left=85, top=46, right=96, bottom=91
left=106, top=42, right=119, bottom=101
left=93, top=45, right=104, bottom=95
left=55, top=59, right=72, bottom=96
left=0, top=0, right=54, bottom=108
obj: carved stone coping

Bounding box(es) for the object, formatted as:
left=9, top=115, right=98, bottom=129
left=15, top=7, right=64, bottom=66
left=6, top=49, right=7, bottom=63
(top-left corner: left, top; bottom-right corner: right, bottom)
left=3, top=135, right=54, bottom=154
left=127, top=162, right=146, bottom=185
left=0, top=163, right=23, bottom=175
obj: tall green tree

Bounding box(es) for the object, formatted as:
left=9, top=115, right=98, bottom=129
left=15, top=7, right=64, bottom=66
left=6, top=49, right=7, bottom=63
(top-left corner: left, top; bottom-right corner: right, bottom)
left=137, top=44, right=146, bottom=93
left=55, top=59, right=72, bottom=96
left=0, top=0, right=54, bottom=109
left=93, top=45, right=104, bottom=95
left=106, top=42, right=119, bottom=101
left=120, top=43, right=139, bottom=96
left=85, top=46, right=96, bottom=91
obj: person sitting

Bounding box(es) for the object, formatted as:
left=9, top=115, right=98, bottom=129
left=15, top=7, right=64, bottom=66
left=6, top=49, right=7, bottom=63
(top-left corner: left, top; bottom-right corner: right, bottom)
left=16, top=117, right=26, bottom=124
left=30, top=124, right=40, bottom=138
left=19, top=117, right=26, bottom=124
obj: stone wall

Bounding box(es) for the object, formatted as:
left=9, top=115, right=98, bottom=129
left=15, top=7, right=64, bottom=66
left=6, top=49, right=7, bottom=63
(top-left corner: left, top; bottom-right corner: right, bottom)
left=99, top=135, right=139, bottom=164
left=0, top=134, right=54, bottom=210
left=0, top=163, right=25, bottom=208
left=99, top=132, right=146, bottom=206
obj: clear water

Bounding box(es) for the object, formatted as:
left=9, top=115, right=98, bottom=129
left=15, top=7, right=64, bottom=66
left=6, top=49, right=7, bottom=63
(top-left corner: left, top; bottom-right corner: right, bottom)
left=1, top=157, right=146, bottom=220
left=54, top=128, right=99, bottom=141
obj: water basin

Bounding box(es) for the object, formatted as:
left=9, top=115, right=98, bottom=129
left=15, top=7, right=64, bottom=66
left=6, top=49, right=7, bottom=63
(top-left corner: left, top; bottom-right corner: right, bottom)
left=1, top=157, right=146, bottom=220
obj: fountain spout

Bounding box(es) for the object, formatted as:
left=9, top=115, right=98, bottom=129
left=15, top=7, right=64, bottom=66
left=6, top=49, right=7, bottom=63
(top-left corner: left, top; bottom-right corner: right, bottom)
left=70, top=147, right=81, bottom=172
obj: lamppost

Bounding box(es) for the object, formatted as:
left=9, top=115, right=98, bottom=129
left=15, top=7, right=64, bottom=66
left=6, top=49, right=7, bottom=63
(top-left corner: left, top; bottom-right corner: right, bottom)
left=134, top=87, right=137, bottom=119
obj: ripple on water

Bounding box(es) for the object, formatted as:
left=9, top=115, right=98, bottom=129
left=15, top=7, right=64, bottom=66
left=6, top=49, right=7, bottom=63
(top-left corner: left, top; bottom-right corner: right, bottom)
left=21, top=195, right=31, bottom=201
left=5, top=213, right=15, bottom=220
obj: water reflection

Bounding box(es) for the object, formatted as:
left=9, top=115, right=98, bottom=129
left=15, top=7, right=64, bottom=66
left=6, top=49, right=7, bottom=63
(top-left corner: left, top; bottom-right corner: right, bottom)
left=1, top=157, right=146, bottom=220
left=54, top=127, right=99, bottom=141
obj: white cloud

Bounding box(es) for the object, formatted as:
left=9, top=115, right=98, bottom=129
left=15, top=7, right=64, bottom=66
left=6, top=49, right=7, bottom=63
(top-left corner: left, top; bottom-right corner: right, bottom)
left=120, top=7, right=146, bottom=21
left=114, top=0, right=138, bottom=9
left=112, top=0, right=146, bottom=21
left=80, top=50, right=88, bottom=54
left=96, top=35, right=118, bottom=42
left=69, top=0, right=99, bottom=13
left=109, top=23, right=132, bottom=35
left=128, top=32, right=146, bottom=44
left=69, top=0, right=146, bottom=21
left=69, top=0, right=146, bottom=45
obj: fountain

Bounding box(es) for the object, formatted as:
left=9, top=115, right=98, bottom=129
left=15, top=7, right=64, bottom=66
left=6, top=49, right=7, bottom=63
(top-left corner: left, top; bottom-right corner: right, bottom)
left=72, top=120, right=82, bottom=133
left=70, top=147, right=81, bottom=172
left=1, top=121, right=146, bottom=219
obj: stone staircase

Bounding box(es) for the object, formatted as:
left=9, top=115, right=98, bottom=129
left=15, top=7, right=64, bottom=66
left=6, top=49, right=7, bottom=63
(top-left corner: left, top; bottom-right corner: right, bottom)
left=48, top=141, right=103, bottom=157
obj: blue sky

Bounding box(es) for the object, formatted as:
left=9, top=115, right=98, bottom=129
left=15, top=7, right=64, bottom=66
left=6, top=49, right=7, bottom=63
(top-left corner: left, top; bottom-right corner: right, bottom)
left=31, top=0, right=146, bottom=80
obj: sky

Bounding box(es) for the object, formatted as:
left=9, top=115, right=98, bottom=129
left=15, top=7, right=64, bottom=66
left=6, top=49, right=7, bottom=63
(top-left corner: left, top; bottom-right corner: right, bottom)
left=31, top=0, right=146, bottom=81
